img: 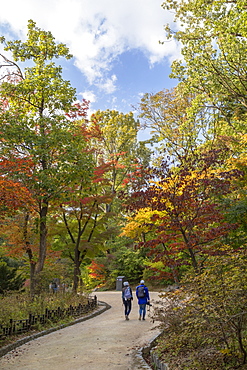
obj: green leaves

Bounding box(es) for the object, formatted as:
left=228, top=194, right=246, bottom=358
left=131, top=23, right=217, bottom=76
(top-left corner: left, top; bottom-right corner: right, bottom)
left=0, top=21, right=91, bottom=290
left=164, top=0, right=247, bottom=114
left=4, top=20, right=72, bottom=63
left=138, top=87, right=208, bottom=164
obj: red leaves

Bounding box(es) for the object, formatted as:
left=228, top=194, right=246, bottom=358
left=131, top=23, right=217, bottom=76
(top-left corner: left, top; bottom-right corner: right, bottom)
left=127, top=150, right=242, bottom=272
left=65, top=99, right=89, bottom=120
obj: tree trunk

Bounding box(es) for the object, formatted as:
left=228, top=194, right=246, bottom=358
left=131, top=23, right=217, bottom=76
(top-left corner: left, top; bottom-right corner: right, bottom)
left=73, top=243, right=81, bottom=293
left=35, top=199, right=48, bottom=274
left=73, top=243, right=88, bottom=293
left=23, top=212, right=37, bottom=297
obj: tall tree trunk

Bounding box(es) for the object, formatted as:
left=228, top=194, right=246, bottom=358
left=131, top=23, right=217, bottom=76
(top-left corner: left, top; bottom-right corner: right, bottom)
left=23, top=212, right=37, bottom=297
left=35, top=199, right=48, bottom=274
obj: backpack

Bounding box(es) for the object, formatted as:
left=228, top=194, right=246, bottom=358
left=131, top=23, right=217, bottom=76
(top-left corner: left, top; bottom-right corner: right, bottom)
left=124, top=286, right=132, bottom=299
left=137, top=285, right=145, bottom=298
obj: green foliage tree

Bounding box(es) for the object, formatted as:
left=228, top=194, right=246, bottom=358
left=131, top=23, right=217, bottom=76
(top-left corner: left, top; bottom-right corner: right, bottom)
left=138, top=87, right=211, bottom=163
left=0, top=20, right=92, bottom=295
left=52, top=162, right=116, bottom=293
left=86, top=241, right=146, bottom=289
left=163, top=0, right=247, bottom=136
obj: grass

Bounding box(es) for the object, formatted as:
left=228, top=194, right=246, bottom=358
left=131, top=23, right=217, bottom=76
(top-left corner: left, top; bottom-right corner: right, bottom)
left=0, top=290, right=95, bottom=348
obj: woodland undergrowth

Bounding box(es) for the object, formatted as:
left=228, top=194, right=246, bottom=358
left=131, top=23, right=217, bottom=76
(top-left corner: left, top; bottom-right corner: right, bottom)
left=150, top=249, right=247, bottom=370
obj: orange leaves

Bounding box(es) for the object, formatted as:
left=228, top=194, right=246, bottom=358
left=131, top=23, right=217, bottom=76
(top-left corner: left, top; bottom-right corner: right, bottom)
left=0, top=179, right=32, bottom=210
left=0, top=157, right=34, bottom=176
left=91, top=162, right=112, bottom=185
left=0, top=157, right=35, bottom=215
left=87, top=260, right=106, bottom=282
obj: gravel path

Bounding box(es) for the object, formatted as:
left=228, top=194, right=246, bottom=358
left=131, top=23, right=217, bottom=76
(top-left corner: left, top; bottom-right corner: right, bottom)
left=0, top=291, right=161, bottom=370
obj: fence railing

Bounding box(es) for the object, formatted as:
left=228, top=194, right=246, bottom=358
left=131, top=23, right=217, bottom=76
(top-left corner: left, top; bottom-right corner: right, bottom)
left=0, top=295, right=97, bottom=339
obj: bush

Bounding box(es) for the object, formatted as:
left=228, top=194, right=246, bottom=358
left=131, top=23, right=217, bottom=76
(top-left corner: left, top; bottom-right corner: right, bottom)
left=0, top=291, right=89, bottom=324
left=0, top=257, right=25, bottom=294
left=152, top=247, right=247, bottom=369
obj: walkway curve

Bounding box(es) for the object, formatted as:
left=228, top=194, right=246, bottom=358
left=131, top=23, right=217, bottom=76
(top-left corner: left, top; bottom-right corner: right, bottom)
left=0, top=291, right=160, bottom=370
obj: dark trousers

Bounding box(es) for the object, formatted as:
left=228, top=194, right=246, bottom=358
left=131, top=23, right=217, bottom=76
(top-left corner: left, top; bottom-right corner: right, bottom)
left=123, top=299, right=132, bottom=316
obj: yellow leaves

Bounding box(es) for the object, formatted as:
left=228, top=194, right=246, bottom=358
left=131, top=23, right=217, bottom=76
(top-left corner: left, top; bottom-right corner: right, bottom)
left=220, top=348, right=231, bottom=355
left=121, top=208, right=166, bottom=238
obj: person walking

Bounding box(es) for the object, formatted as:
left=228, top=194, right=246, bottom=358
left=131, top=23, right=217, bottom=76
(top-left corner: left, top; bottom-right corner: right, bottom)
left=136, top=279, right=150, bottom=321
left=122, top=281, right=133, bottom=320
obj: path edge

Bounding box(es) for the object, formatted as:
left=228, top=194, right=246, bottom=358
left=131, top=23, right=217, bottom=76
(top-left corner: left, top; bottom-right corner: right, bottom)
left=132, top=331, right=163, bottom=369
left=0, top=300, right=111, bottom=358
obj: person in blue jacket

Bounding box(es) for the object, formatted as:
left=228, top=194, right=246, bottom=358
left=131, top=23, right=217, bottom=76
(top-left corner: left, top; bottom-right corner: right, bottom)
left=136, top=280, right=150, bottom=320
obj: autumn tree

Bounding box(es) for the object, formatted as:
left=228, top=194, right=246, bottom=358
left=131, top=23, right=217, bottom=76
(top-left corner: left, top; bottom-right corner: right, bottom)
left=90, top=110, right=151, bottom=212
left=47, top=110, right=149, bottom=293
left=52, top=160, right=116, bottom=293
left=85, top=110, right=151, bottom=276
left=123, top=150, right=242, bottom=280
left=152, top=247, right=247, bottom=368
left=0, top=20, right=92, bottom=295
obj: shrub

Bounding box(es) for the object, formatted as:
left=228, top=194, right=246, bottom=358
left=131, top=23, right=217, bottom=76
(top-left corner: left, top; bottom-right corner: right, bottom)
left=0, top=258, right=25, bottom=294
left=152, top=247, right=247, bottom=369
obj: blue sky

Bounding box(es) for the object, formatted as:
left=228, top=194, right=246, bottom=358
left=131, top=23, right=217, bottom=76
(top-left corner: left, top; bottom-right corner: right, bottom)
left=0, top=0, right=181, bottom=118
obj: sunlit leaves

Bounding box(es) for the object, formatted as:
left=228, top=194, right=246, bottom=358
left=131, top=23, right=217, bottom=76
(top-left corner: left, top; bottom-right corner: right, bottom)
left=163, top=0, right=247, bottom=137
left=124, top=150, right=242, bottom=276
left=0, top=21, right=91, bottom=291
left=138, top=87, right=209, bottom=163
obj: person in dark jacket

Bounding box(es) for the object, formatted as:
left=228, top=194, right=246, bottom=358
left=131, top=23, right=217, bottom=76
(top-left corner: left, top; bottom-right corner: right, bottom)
left=122, top=281, right=133, bottom=320
left=136, top=279, right=150, bottom=320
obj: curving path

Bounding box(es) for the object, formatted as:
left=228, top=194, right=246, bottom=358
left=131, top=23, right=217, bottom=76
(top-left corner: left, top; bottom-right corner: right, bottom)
left=0, top=291, right=161, bottom=370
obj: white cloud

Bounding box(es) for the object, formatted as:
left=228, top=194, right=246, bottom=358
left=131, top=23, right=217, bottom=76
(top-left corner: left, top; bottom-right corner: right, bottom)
left=96, top=74, right=117, bottom=94
left=0, top=0, right=179, bottom=94
left=79, top=90, right=97, bottom=103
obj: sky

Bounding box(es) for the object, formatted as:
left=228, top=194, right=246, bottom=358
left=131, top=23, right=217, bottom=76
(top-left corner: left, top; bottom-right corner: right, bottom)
left=0, top=0, right=181, bottom=119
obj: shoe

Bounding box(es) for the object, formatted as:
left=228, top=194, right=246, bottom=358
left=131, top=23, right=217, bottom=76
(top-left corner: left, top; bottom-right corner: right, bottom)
left=126, top=315, right=129, bottom=320
left=139, top=316, right=141, bottom=320
left=142, top=317, right=145, bottom=320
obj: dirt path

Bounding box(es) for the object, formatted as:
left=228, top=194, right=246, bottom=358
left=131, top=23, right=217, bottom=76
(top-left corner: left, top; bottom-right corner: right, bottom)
left=0, top=291, right=161, bottom=370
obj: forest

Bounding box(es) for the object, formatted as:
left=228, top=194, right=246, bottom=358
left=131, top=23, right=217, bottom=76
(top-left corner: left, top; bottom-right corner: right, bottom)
left=0, top=0, right=246, bottom=368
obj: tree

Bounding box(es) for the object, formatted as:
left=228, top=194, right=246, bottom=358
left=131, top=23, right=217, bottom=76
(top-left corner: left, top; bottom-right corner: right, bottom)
left=138, top=87, right=211, bottom=163
left=52, top=160, right=116, bottom=293
left=90, top=109, right=151, bottom=211
left=0, top=20, right=92, bottom=295
left=152, top=247, right=247, bottom=368
left=163, top=0, right=247, bottom=134
left=123, top=150, right=242, bottom=278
